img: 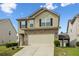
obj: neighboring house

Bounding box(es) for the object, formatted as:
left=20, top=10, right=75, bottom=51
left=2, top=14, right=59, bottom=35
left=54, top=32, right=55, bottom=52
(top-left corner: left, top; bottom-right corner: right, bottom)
left=0, top=19, right=17, bottom=44
left=17, top=8, right=60, bottom=46
left=67, top=14, right=79, bottom=46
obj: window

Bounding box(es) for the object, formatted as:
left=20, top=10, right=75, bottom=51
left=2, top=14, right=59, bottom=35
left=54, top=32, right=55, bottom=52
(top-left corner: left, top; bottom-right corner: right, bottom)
left=20, top=21, right=26, bottom=28
left=46, top=19, right=51, bottom=26
left=29, top=20, right=34, bottom=27
left=41, top=19, right=46, bottom=26
left=40, top=18, right=53, bottom=27
left=9, top=31, right=11, bottom=36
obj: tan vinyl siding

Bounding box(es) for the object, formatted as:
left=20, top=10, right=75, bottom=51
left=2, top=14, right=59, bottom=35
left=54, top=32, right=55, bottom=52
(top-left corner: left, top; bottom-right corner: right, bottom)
left=0, top=20, right=17, bottom=44
left=68, top=17, right=79, bottom=46
left=27, top=11, right=58, bottom=29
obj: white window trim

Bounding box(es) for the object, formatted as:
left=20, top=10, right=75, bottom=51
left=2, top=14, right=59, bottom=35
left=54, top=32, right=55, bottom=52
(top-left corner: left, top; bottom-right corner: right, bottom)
left=29, top=20, right=34, bottom=27
left=41, top=18, right=51, bottom=26
left=21, top=21, right=25, bottom=25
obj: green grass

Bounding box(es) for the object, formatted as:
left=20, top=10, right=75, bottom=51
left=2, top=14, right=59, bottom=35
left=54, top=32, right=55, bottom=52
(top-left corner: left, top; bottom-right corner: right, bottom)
left=54, top=47, right=79, bottom=56
left=0, top=46, right=22, bottom=56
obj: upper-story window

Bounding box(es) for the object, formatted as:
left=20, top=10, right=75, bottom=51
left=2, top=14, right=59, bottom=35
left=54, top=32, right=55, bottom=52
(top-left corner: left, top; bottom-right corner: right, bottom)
left=20, top=21, right=26, bottom=28
left=40, top=18, right=53, bottom=27
left=29, top=20, right=34, bottom=27
left=46, top=18, right=52, bottom=26
left=41, top=19, right=46, bottom=26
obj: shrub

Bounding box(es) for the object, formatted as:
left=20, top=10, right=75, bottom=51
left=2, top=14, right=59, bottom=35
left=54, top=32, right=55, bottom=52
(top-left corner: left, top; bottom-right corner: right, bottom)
left=12, top=47, right=15, bottom=50
left=6, top=43, right=12, bottom=48
left=54, top=40, right=60, bottom=47
left=66, top=43, right=70, bottom=47
left=76, top=42, right=79, bottom=47
left=11, top=43, right=18, bottom=46
left=5, top=42, right=18, bottom=48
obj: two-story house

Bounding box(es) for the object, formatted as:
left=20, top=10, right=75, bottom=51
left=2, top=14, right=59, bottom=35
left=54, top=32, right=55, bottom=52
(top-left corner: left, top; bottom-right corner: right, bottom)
left=0, top=19, right=17, bottom=44
left=17, top=8, right=60, bottom=46
left=67, top=14, right=79, bottom=46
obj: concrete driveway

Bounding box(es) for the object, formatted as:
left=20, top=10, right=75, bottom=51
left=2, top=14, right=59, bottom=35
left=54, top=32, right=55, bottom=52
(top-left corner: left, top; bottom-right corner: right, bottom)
left=13, top=45, right=54, bottom=56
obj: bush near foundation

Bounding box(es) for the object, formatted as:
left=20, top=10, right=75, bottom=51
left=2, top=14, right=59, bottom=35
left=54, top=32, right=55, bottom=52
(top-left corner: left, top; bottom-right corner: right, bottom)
left=5, top=42, right=18, bottom=48
left=54, top=40, right=60, bottom=47
left=76, top=42, right=79, bottom=47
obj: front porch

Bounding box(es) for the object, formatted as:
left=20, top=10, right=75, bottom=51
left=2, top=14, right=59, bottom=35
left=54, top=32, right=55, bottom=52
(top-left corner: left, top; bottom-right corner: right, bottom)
left=59, top=33, right=70, bottom=47
left=19, top=33, right=28, bottom=46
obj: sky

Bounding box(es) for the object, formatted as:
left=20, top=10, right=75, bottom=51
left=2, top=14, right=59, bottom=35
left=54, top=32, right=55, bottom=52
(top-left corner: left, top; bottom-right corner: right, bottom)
left=0, top=3, right=79, bottom=33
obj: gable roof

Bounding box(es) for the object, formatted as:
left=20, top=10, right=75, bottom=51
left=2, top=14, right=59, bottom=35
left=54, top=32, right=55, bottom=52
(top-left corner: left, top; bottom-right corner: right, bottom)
left=28, top=8, right=59, bottom=18
left=67, top=14, right=79, bottom=33
left=71, top=14, right=79, bottom=24
left=66, top=20, right=72, bottom=33
left=17, top=8, right=59, bottom=21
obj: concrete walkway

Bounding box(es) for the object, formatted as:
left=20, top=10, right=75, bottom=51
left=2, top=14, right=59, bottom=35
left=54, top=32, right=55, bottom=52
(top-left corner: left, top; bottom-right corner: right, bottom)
left=13, top=45, right=54, bottom=56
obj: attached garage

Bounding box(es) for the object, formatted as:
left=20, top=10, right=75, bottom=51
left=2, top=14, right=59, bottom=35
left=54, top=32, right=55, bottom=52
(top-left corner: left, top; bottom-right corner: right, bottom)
left=27, top=30, right=55, bottom=46
left=28, top=34, right=54, bottom=46
left=19, top=29, right=57, bottom=46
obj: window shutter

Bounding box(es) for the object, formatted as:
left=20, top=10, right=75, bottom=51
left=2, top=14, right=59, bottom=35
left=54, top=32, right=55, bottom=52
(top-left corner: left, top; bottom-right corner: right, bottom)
left=20, top=21, right=21, bottom=28
left=50, top=18, right=53, bottom=26
left=39, top=19, right=41, bottom=26
left=25, top=21, right=27, bottom=28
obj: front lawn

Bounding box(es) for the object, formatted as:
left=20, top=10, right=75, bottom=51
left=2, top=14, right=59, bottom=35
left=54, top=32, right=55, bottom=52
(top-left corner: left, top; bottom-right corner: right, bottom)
left=54, top=47, right=79, bottom=56
left=0, top=46, right=22, bottom=56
